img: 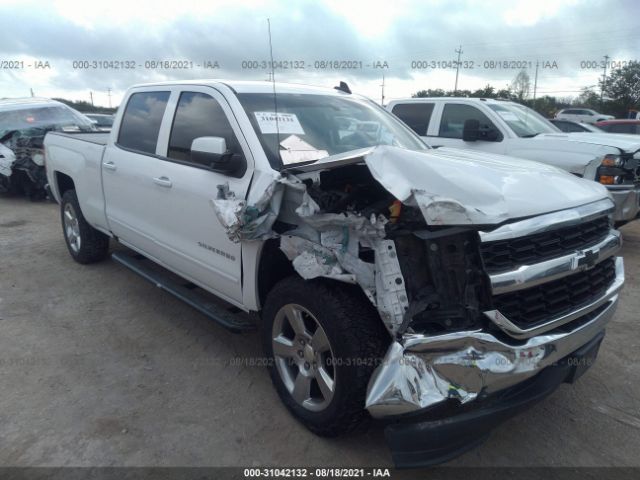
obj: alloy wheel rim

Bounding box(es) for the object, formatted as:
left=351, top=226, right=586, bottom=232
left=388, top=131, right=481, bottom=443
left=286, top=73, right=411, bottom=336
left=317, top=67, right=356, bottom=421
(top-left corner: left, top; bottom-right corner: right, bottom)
left=63, top=203, right=81, bottom=253
left=272, top=303, right=336, bottom=412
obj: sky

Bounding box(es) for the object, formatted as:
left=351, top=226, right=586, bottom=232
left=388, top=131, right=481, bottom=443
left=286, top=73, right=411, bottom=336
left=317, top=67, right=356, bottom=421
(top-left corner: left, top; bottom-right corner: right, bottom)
left=0, top=0, right=639, bottom=107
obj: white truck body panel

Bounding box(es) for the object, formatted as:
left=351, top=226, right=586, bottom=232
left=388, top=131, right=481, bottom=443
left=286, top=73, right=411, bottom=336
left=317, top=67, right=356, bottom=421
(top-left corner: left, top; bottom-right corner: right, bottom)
left=387, top=97, right=640, bottom=222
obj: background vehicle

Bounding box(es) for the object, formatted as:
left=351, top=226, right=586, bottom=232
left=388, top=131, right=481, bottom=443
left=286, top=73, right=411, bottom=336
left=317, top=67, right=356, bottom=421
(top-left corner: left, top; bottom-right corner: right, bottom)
left=550, top=119, right=604, bottom=133
left=595, top=119, right=640, bottom=135
left=0, top=97, right=96, bottom=199
left=44, top=80, right=623, bottom=467
left=85, top=113, right=115, bottom=132
left=387, top=97, right=640, bottom=224
left=555, top=108, right=615, bottom=123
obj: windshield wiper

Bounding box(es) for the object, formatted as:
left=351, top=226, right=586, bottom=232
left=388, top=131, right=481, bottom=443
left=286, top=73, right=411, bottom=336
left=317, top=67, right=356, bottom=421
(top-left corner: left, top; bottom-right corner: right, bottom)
left=520, top=133, right=540, bottom=138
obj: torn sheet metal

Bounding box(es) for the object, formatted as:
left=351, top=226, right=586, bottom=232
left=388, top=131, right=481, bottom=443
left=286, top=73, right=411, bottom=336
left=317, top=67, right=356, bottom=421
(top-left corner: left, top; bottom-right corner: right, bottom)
left=279, top=232, right=379, bottom=303
left=365, top=294, right=616, bottom=417
left=211, top=174, right=307, bottom=242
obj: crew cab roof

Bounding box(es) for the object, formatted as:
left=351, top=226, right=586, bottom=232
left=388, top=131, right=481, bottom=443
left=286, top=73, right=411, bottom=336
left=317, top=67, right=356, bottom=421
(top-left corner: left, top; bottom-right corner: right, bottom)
left=129, top=79, right=355, bottom=96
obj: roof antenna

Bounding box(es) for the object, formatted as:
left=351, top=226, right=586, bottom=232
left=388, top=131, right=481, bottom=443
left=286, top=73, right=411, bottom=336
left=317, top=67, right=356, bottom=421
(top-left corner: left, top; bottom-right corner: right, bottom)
left=267, top=18, right=281, bottom=163
left=334, top=81, right=351, bottom=94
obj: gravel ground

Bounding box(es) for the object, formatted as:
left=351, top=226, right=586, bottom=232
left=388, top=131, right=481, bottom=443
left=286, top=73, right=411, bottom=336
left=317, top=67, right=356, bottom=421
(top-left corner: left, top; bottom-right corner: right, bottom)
left=1, top=196, right=639, bottom=470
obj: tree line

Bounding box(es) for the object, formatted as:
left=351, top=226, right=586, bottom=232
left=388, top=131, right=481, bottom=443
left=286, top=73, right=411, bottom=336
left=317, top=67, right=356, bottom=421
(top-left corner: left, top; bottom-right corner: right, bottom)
left=412, top=62, right=640, bottom=119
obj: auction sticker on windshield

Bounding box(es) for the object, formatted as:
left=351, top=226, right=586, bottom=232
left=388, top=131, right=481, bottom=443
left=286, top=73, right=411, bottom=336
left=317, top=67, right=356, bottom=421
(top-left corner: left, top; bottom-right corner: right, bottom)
left=254, top=111, right=305, bottom=134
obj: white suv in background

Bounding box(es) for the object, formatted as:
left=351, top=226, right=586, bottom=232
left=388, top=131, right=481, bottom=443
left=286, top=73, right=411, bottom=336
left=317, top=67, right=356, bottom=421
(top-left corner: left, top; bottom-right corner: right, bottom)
left=556, top=108, right=614, bottom=124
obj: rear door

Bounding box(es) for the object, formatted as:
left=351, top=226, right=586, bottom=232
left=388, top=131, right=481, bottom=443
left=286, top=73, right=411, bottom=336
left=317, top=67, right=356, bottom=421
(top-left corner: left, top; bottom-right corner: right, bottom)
left=389, top=102, right=435, bottom=138
left=102, top=89, right=172, bottom=260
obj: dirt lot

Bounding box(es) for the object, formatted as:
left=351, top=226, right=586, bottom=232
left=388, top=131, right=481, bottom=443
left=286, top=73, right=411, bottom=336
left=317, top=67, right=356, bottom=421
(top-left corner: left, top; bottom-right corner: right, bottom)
left=1, top=196, right=639, bottom=469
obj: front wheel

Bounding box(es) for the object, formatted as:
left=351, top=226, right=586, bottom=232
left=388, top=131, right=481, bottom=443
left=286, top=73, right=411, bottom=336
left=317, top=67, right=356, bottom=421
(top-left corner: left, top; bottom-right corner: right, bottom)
left=60, top=189, right=110, bottom=264
left=262, top=276, right=388, bottom=437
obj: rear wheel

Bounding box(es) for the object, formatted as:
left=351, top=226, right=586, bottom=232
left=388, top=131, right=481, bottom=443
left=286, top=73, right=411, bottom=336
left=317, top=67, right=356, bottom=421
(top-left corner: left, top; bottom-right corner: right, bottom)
left=262, top=276, right=388, bottom=436
left=61, top=189, right=110, bottom=264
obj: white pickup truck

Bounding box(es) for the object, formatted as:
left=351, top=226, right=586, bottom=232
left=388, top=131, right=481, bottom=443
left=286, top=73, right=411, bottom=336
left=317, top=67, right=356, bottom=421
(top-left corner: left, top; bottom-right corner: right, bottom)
left=387, top=97, right=640, bottom=224
left=44, top=80, right=624, bottom=467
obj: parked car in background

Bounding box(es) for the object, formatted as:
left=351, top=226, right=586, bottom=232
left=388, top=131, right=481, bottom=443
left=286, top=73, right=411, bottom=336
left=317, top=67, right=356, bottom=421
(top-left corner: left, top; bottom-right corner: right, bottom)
left=549, top=119, right=604, bottom=133
left=595, top=119, right=640, bottom=135
left=0, top=97, right=96, bottom=199
left=44, top=80, right=623, bottom=467
left=85, top=113, right=115, bottom=132
left=387, top=97, right=640, bottom=225
left=555, top=108, right=614, bottom=124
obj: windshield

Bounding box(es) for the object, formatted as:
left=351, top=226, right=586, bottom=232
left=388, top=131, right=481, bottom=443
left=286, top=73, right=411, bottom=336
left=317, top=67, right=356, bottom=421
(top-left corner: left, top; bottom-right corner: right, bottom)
left=0, top=104, right=96, bottom=137
left=488, top=103, right=560, bottom=137
left=237, top=93, right=428, bottom=169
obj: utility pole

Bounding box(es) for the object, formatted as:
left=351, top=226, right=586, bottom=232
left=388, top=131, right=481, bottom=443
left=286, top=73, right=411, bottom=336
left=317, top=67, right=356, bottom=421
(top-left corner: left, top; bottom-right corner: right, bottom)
left=532, top=61, right=539, bottom=106
left=454, top=45, right=463, bottom=94
left=107, top=88, right=112, bottom=109
left=90, top=91, right=94, bottom=106
left=380, top=74, right=385, bottom=106
left=600, top=55, right=609, bottom=107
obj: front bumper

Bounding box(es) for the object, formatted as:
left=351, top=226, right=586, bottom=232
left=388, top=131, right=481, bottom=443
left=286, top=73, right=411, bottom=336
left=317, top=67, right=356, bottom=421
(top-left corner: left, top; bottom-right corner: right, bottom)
left=366, top=264, right=620, bottom=417
left=608, top=185, right=640, bottom=222
left=383, top=330, right=605, bottom=468
left=366, top=257, right=622, bottom=466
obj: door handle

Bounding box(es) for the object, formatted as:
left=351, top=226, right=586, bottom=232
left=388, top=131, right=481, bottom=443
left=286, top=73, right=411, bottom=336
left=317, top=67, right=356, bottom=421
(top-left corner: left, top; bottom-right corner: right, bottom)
left=153, top=176, right=172, bottom=188
left=103, top=161, right=117, bottom=171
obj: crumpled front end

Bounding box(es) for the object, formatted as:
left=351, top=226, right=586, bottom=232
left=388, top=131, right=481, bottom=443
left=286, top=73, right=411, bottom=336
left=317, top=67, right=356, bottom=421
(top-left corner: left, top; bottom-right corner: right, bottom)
left=366, top=198, right=624, bottom=418
left=0, top=128, right=49, bottom=199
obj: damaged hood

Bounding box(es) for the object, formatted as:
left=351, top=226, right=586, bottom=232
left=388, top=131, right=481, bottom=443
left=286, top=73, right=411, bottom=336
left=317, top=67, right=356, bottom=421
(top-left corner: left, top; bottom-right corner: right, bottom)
left=354, top=145, right=609, bottom=226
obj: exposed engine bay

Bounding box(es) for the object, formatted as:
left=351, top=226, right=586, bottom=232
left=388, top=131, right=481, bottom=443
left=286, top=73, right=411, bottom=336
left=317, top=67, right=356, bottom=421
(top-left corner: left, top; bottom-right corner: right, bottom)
left=212, top=146, right=495, bottom=337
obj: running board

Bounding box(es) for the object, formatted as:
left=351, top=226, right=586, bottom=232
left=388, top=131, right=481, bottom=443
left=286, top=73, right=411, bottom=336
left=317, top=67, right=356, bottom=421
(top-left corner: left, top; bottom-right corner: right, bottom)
left=111, top=251, right=255, bottom=333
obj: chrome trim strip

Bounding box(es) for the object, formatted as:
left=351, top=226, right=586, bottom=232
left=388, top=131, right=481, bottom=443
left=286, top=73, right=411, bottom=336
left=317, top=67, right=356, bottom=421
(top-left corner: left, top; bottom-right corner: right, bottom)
left=489, top=230, right=622, bottom=294
left=479, top=198, right=614, bottom=242
left=484, top=257, right=624, bottom=339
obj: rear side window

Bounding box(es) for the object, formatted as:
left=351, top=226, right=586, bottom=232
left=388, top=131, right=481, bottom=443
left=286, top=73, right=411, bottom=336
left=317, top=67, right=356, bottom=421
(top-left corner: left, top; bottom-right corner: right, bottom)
left=118, top=91, right=170, bottom=154
left=564, top=122, right=588, bottom=132
left=391, top=103, right=434, bottom=136
left=439, top=104, right=499, bottom=139
left=608, top=124, right=636, bottom=134
left=167, top=92, right=241, bottom=164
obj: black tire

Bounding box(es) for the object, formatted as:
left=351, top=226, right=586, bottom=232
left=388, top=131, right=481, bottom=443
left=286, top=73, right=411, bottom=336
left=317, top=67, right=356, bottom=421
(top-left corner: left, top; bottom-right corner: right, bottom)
left=262, top=275, right=389, bottom=437
left=60, top=189, right=110, bottom=264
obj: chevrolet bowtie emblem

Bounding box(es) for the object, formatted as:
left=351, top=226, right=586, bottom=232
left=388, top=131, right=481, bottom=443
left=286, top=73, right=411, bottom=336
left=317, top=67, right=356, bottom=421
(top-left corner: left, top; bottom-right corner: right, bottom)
left=573, top=248, right=599, bottom=270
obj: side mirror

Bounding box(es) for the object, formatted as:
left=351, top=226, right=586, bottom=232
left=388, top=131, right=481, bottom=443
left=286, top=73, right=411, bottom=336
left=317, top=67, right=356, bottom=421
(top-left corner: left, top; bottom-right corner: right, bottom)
left=190, top=136, right=246, bottom=178
left=462, top=119, right=480, bottom=142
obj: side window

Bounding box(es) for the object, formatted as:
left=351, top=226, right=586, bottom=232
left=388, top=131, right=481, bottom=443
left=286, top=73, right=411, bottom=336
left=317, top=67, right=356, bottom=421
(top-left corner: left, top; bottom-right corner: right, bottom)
left=168, top=92, right=241, bottom=164
left=391, top=103, right=434, bottom=136
left=118, top=91, right=170, bottom=154
left=566, top=122, right=586, bottom=132
left=610, top=124, right=634, bottom=134
left=439, top=104, right=500, bottom=140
